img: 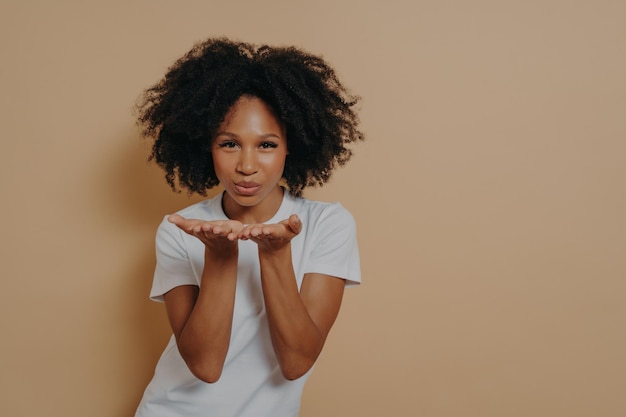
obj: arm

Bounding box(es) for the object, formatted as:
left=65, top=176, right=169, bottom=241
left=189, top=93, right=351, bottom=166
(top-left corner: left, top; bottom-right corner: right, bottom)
left=240, top=215, right=346, bottom=380
left=163, top=214, right=242, bottom=383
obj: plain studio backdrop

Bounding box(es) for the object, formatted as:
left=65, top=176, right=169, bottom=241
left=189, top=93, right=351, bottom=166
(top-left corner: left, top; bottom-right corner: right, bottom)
left=1, top=1, right=624, bottom=416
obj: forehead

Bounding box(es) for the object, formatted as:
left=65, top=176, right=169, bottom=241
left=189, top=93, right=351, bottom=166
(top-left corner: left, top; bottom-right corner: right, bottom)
left=220, top=96, right=283, bottom=130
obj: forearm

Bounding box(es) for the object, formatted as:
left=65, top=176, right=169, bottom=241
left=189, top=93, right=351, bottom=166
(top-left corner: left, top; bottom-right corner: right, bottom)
left=258, top=246, right=325, bottom=380
left=176, top=249, right=238, bottom=383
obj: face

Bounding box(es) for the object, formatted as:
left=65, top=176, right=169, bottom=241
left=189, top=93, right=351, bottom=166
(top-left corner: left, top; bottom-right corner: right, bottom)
left=212, top=96, right=288, bottom=223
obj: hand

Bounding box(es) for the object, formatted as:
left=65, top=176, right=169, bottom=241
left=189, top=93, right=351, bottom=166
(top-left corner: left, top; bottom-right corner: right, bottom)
left=168, top=214, right=244, bottom=252
left=238, top=214, right=302, bottom=252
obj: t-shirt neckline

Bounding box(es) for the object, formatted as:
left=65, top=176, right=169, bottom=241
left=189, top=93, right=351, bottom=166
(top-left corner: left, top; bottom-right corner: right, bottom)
left=215, top=189, right=296, bottom=224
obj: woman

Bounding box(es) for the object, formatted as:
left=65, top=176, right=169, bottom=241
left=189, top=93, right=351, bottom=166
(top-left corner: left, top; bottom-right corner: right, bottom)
left=134, top=37, right=364, bottom=417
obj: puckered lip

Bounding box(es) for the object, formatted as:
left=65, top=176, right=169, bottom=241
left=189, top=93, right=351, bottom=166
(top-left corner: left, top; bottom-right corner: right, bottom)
left=233, top=181, right=262, bottom=196
left=234, top=181, right=261, bottom=188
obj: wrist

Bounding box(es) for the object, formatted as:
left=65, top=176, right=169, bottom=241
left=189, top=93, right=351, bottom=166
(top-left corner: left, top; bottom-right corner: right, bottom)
left=258, top=243, right=291, bottom=263
left=204, top=245, right=238, bottom=264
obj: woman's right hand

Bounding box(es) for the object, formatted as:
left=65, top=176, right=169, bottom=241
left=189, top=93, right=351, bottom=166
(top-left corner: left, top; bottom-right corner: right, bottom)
left=167, top=213, right=243, bottom=253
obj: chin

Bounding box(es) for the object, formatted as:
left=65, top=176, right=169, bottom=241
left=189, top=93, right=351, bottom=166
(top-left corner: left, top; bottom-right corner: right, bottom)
left=228, top=192, right=264, bottom=207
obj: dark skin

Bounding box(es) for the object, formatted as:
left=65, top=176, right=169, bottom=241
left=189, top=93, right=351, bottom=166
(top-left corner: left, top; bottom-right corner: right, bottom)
left=162, top=97, right=346, bottom=382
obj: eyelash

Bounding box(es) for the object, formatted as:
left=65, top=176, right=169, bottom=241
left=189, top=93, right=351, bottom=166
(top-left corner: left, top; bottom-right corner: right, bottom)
left=218, top=140, right=238, bottom=148
left=259, top=142, right=278, bottom=149
left=217, top=141, right=278, bottom=149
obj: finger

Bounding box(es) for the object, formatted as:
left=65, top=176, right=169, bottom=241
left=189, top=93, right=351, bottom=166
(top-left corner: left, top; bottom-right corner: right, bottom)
left=201, top=228, right=216, bottom=240
left=239, top=224, right=256, bottom=238
left=167, top=213, right=182, bottom=223
left=167, top=214, right=187, bottom=228
left=239, top=229, right=251, bottom=240
left=288, top=214, right=302, bottom=235
left=215, top=224, right=240, bottom=239
left=169, top=215, right=202, bottom=236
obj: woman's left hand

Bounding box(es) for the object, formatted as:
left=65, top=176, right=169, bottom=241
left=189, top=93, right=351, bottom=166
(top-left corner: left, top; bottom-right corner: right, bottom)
left=238, top=214, right=302, bottom=252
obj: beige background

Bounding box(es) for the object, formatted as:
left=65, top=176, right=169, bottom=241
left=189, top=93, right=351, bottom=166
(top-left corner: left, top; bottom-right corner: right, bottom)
left=1, top=1, right=625, bottom=416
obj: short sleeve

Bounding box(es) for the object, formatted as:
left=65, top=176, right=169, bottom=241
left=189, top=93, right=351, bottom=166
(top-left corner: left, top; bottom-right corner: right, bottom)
left=149, top=216, right=199, bottom=302
left=303, top=203, right=361, bottom=287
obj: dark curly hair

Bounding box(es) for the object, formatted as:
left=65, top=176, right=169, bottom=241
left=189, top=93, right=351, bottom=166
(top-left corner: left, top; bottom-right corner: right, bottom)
left=135, top=37, right=364, bottom=197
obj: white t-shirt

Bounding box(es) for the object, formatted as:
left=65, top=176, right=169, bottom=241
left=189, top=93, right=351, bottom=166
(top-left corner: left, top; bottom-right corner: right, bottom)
left=135, top=192, right=360, bottom=417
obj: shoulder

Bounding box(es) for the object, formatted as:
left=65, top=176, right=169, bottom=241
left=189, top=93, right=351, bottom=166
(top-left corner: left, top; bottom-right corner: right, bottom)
left=174, top=193, right=223, bottom=219
left=295, top=197, right=355, bottom=224
left=290, top=196, right=357, bottom=238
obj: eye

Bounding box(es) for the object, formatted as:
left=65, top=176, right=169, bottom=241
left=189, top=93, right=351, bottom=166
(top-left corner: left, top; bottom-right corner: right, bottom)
left=259, top=141, right=278, bottom=149
left=217, top=140, right=239, bottom=149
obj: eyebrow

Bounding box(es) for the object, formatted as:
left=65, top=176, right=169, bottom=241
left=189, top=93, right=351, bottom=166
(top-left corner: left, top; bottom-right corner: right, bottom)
left=214, top=131, right=283, bottom=140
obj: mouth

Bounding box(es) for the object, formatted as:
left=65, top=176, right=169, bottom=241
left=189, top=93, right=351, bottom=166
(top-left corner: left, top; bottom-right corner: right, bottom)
left=234, top=181, right=262, bottom=196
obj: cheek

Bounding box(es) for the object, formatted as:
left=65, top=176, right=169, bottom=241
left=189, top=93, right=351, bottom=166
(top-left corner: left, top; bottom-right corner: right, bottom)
left=265, top=156, right=286, bottom=175
left=211, top=156, right=229, bottom=179
left=265, top=150, right=287, bottom=166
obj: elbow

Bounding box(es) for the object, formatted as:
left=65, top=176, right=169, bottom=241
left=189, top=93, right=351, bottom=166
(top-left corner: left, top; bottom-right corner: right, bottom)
left=282, top=369, right=308, bottom=381
left=277, top=341, right=324, bottom=380
left=180, top=351, right=225, bottom=383
left=188, top=362, right=224, bottom=384
left=197, top=369, right=223, bottom=384
left=279, top=358, right=315, bottom=381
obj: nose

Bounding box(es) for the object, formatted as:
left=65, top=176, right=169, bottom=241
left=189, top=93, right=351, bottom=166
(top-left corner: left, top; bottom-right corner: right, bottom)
left=237, top=148, right=258, bottom=175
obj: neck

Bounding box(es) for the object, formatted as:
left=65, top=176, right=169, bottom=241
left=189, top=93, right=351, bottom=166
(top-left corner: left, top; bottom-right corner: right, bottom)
left=222, top=187, right=284, bottom=224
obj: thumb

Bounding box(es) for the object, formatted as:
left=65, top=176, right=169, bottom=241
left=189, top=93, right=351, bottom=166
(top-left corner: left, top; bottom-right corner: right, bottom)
left=167, top=213, right=185, bottom=226
left=288, top=214, right=302, bottom=235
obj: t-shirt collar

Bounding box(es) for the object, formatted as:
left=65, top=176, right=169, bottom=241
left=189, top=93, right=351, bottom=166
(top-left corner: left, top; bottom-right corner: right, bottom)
left=214, top=188, right=296, bottom=224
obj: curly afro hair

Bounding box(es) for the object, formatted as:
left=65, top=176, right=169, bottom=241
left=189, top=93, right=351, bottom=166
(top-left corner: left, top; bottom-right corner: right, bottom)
left=135, top=37, right=364, bottom=197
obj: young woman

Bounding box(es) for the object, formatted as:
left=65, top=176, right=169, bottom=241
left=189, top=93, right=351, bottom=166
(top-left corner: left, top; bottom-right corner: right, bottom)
left=134, top=38, right=364, bottom=417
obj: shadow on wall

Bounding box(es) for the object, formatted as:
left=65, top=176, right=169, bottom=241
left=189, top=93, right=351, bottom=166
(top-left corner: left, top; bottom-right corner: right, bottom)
left=99, top=129, right=219, bottom=415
